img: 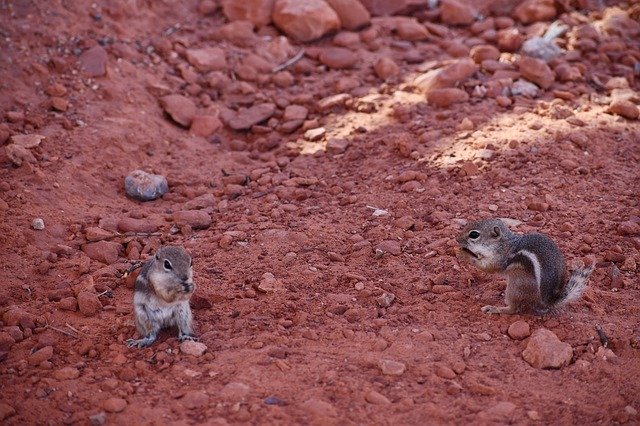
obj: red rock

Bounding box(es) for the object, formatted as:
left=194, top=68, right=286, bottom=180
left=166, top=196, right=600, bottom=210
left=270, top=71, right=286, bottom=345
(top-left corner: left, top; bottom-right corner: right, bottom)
left=326, top=0, right=370, bottom=30
left=173, top=210, right=212, bottom=229
left=375, top=240, right=402, bottom=256
left=160, top=95, right=197, bottom=127
left=519, top=57, right=555, bottom=89
left=53, top=367, right=80, bottom=380
left=283, top=105, right=308, bottom=121
left=181, top=391, right=210, bottom=409
left=85, top=227, right=113, bottom=242
left=28, top=346, right=53, bottom=365
left=82, top=241, right=121, bottom=264
left=46, top=83, right=67, bottom=97
left=554, top=63, right=581, bottom=82
left=117, top=217, right=159, bottom=233
left=58, top=297, right=78, bottom=312
left=103, top=398, right=127, bottom=413
left=414, top=59, right=478, bottom=93
left=427, top=88, right=469, bottom=107
left=184, top=193, right=216, bottom=210
left=180, top=341, right=208, bottom=357
left=10, top=134, right=45, bottom=148
left=222, top=0, right=274, bottom=27
left=379, top=359, right=406, bottom=375
left=514, top=0, right=556, bottom=24
left=440, top=0, right=477, bottom=25
left=508, top=320, right=531, bottom=340
left=5, top=144, right=36, bottom=167
left=359, top=0, right=407, bottom=16
left=198, top=0, right=218, bottom=15
left=527, top=201, right=549, bottom=212
left=51, top=97, right=69, bottom=111
left=497, top=29, right=524, bottom=52
left=0, top=403, right=15, bottom=421
left=608, top=100, right=639, bottom=120
left=319, top=47, right=358, bottom=69
left=3, top=308, right=35, bottom=329
left=601, top=8, right=640, bottom=37
left=185, top=47, right=227, bottom=72
left=272, top=0, right=340, bottom=42
left=396, top=18, right=429, bottom=41
left=221, top=103, right=276, bottom=130
left=365, top=389, right=391, bottom=404
left=77, top=292, right=103, bottom=317
left=0, top=333, right=15, bottom=352
left=326, top=138, right=349, bottom=154
left=374, top=57, right=399, bottom=80
left=522, top=328, right=572, bottom=369
left=79, top=45, right=108, bottom=77
left=190, top=115, right=223, bottom=137
left=470, top=44, right=501, bottom=63
left=213, top=21, right=256, bottom=47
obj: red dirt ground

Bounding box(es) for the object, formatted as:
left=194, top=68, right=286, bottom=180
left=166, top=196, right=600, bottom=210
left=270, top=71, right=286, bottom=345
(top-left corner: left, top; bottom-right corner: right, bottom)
left=1, top=1, right=639, bottom=425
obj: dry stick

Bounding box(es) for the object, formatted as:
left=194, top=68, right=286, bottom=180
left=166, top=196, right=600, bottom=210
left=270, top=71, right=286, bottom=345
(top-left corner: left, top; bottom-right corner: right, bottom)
left=272, top=49, right=305, bottom=73
left=46, top=323, right=79, bottom=339
left=65, top=323, right=81, bottom=334
left=595, top=324, right=609, bottom=348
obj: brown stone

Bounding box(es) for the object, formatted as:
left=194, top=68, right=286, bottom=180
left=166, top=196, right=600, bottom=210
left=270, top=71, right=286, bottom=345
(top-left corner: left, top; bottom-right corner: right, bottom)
left=173, top=210, right=212, bottom=229
left=514, top=0, right=556, bottom=24
left=470, top=44, right=501, bottom=63
left=508, top=320, right=531, bottom=340
left=440, top=0, right=477, bottom=25
left=519, top=57, right=555, bottom=89
left=82, top=241, right=121, bottom=264
left=222, top=0, right=274, bottom=27
left=77, top=291, right=103, bottom=317
left=79, top=45, right=108, bottom=77
left=190, top=115, right=223, bottom=137
left=427, top=88, right=469, bottom=107
left=319, top=47, right=358, bottom=69
left=414, top=59, right=478, bottom=93
left=185, top=47, right=227, bottom=72
left=522, top=328, right=572, bottom=369
left=272, top=0, right=340, bottom=42
left=221, top=103, right=276, bottom=130
left=160, top=95, right=197, bottom=127
left=396, top=18, right=429, bottom=41
left=608, top=100, right=639, bottom=120
left=326, top=0, right=370, bottom=30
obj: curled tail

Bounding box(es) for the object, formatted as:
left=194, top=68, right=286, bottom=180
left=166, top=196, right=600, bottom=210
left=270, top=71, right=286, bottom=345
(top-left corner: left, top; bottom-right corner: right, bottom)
left=554, top=263, right=594, bottom=309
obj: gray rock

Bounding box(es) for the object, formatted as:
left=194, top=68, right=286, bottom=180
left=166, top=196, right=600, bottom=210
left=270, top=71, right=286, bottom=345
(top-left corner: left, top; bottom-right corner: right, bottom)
left=124, top=170, right=168, bottom=201
left=510, top=80, right=539, bottom=98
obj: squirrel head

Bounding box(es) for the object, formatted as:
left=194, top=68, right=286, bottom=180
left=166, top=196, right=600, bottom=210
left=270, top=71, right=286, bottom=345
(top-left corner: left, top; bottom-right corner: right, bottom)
left=148, top=246, right=195, bottom=303
left=456, top=219, right=513, bottom=272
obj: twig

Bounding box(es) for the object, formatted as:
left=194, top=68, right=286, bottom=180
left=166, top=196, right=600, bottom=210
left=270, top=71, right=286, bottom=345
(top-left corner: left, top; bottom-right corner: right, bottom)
left=272, top=49, right=305, bottom=73
left=65, top=323, right=80, bottom=334
left=595, top=324, right=609, bottom=348
left=46, top=324, right=79, bottom=339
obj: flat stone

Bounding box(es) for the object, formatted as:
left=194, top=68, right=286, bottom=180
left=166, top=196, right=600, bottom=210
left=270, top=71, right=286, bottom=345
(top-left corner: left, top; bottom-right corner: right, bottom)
left=222, top=103, right=276, bottom=130
left=283, top=105, right=308, bottom=122
left=608, top=100, right=639, bottom=120
left=319, top=47, right=358, bottom=69
left=124, top=170, right=169, bottom=202
left=79, top=45, right=108, bottom=77
left=185, top=47, right=227, bottom=72
left=379, top=359, right=406, bottom=376
left=326, top=138, right=348, bottom=154
left=220, top=382, right=251, bottom=401
left=77, top=291, right=103, bottom=317
left=301, top=398, right=337, bottom=417
left=326, top=0, right=370, bottom=30
left=82, top=241, right=121, bottom=264
left=117, top=217, right=159, bottom=233
left=427, top=88, right=469, bottom=107
left=272, top=0, right=340, bottom=42
left=53, top=367, right=81, bottom=380
left=102, top=397, right=127, bottom=413
left=304, top=127, right=326, bottom=141
left=28, top=345, right=54, bottom=366
left=181, top=390, right=210, bottom=409
left=374, top=240, right=401, bottom=256
left=365, top=389, right=391, bottom=404
left=441, top=0, right=477, bottom=25
left=5, top=144, right=36, bottom=166
left=519, top=56, right=555, bottom=89
left=10, top=134, right=45, bottom=148
left=514, top=0, right=556, bottom=24
left=173, top=210, right=212, bottom=229
left=180, top=341, right=207, bottom=357
left=222, top=0, right=274, bottom=27
left=374, top=57, right=399, bottom=80
left=160, top=95, right=197, bottom=127
left=190, top=115, right=223, bottom=137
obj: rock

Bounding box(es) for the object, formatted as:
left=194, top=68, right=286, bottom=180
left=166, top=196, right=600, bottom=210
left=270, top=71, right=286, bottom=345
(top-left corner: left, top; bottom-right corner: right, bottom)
left=486, top=401, right=517, bottom=421
left=608, top=100, right=639, bottom=120
left=319, top=47, right=358, bottom=69
left=511, top=79, right=539, bottom=97
left=507, top=320, right=531, bottom=340
left=4, top=326, right=23, bottom=342
left=124, top=170, right=169, bottom=202
left=379, top=359, right=406, bottom=376
left=184, top=194, right=217, bottom=210
left=5, top=144, right=37, bottom=166
left=359, top=0, right=408, bottom=16
left=519, top=57, right=554, bottom=89
left=185, top=47, right=227, bottom=72
left=414, top=59, right=478, bottom=93
left=3, top=308, right=35, bottom=328
left=304, top=127, right=326, bottom=141
left=365, top=389, right=391, bottom=404
left=77, top=292, right=103, bottom=317
left=89, top=412, right=107, bottom=425
left=283, top=105, right=308, bottom=122
left=0, top=403, right=16, bottom=421
left=220, top=382, right=251, bottom=401
left=522, top=328, right=572, bottom=369
left=51, top=97, right=69, bottom=111
left=53, top=367, right=81, bottom=380
left=117, top=217, right=159, bottom=233
left=396, top=18, right=429, bottom=41
left=514, top=0, right=556, bottom=24
left=180, top=340, right=207, bottom=357
left=82, top=241, right=121, bottom=264
left=272, top=0, right=340, bottom=42
left=222, top=103, right=276, bottom=130
left=256, top=272, right=283, bottom=292
left=555, top=63, right=581, bottom=82
left=58, top=297, right=78, bottom=312
left=222, top=0, right=274, bottom=27
left=427, top=88, right=469, bottom=107
left=470, top=45, right=500, bottom=63
left=375, top=240, right=401, bottom=256
left=376, top=292, right=395, bottom=308
left=190, top=115, right=222, bottom=137
left=326, top=0, right=370, bottom=30
left=85, top=226, right=113, bottom=242
left=374, top=57, right=399, bottom=79
left=0, top=332, right=15, bottom=352
left=102, top=398, right=127, bottom=413
left=79, top=45, right=108, bottom=77
left=521, top=37, right=562, bottom=62
left=173, top=210, right=212, bottom=229
left=601, top=8, right=640, bottom=37
left=317, top=93, right=351, bottom=111
left=10, top=134, right=45, bottom=148
left=28, top=345, right=54, bottom=366
left=160, top=95, right=197, bottom=127
left=326, top=138, right=349, bottom=154
left=440, top=0, right=477, bottom=25
left=31, top=218, right=45, bottom=230
left=301, top=398, right=337, bottom=418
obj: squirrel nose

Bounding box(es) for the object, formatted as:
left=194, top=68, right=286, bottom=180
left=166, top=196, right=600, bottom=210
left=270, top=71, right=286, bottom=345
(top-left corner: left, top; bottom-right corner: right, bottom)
left=182, top=282, right=193, bottom=292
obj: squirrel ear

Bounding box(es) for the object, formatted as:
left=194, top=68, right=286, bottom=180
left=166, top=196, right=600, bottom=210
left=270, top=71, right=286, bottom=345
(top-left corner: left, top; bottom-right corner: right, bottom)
left=491, top=226, right=501, bottom=238
left=155, top=253, right=159, bottom=260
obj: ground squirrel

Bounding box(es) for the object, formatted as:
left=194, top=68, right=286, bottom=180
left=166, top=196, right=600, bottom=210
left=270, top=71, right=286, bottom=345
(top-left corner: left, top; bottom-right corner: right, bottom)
left=126, top=246, right=197, bottom=348
left=456, top=219, right=593, bottom=315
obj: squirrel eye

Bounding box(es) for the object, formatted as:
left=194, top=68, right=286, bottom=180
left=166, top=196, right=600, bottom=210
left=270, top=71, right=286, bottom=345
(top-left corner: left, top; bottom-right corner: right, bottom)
left=163, top=260, right=173, bottom=271
left=468, top=230, right=480, bottom=240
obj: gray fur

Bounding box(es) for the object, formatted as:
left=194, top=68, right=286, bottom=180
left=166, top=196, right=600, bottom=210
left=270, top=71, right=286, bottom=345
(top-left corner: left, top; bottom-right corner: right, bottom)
left=126, top=246, right=196, bottom=348
left=457, top=219, right=593, bottom=315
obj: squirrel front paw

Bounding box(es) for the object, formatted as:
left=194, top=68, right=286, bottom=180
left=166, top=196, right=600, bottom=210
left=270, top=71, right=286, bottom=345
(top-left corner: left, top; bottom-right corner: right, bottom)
left=481, top=305, right=500, bottom=314
left=126, top=336, right=156, bottom=348
left=178, top=333, right=197, bottom=342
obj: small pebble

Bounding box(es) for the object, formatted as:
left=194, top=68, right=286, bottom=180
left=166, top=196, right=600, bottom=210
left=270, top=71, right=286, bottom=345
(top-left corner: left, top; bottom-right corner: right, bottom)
left=102, top=397, right=127, bottom=413
left=180, top=341, right=207, bottom=357
left=124, top=170, right=169, bottom=202
left=32, top=218, right=45, bottom=230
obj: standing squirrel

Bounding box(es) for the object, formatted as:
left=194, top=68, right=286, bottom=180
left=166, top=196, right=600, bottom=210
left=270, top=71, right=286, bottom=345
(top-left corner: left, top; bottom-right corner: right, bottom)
left=126, top=246, right=197, bottom=348
left=456, top=219, right=594, bottom=315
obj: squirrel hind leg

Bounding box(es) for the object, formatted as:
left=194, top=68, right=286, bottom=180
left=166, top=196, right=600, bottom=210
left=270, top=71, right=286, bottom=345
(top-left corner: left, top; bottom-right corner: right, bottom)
left=481, top=305, right=515, bottom=314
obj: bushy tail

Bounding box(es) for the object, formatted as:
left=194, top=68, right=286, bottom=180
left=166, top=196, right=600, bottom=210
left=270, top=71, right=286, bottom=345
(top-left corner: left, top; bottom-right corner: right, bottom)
left=555, top=263, right=594, bottom=309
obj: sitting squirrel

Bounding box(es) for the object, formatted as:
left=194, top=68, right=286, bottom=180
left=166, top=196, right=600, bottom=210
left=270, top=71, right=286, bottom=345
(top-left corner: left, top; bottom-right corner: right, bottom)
left=126, top=246, right=197, bottom=348
left=457, top=219, right=594, bottom=315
